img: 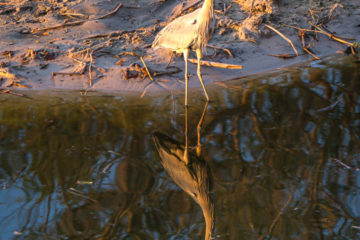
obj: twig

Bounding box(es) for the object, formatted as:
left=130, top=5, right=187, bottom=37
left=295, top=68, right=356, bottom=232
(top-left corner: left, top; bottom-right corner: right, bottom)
left=52, top=72, right=83, bottom=77
left=60, top=12, right=86, bottom=19
left=11, top=81, right=31, bottom=88
left=303, top=47, right=320, bottom=60
left=269, top=54, right=297, bottom=59
left=81, top=30, right=124, bottom=40
left=316, top=98, right=342, bottom=112
left=310, top=23, right=354, bottom=47
left=152, top=66, right=182, bottom=77
left=32, top=3, right=123, bottom=33
left=95, top=2, right=124, bottom=20
left=32, top=20, right=86, bottom=33
left=0, top=88, right=29, bottom=98
left=188, top=59, right=242, bottom=69
left=331, top=158, right=351, bottom=170
left=67, top=188, right=97, bottom=203
left=139, top=56, right=154, bottom=81
left=287, top=23, right=355, bottom=47
left=0, top=68, right=16, bottom=79
left=207, top=44, right=234, bottom=57
left=118, top=52, right=154, bottom=81
left=265, top=24, right=299, bottom=56
left=88, top=49, right=93, bottom=87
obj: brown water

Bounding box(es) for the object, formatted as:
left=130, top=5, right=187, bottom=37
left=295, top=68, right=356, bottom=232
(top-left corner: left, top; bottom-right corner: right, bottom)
left=0, top=55, right=360, bottom=239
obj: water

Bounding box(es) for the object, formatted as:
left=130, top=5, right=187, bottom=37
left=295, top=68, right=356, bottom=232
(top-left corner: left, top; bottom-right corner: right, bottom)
left=0, top=55, right=360, bottom=239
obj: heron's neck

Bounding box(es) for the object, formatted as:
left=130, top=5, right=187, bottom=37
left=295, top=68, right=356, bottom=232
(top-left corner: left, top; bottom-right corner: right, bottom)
left=201, top=0, right=214, bottom=17
left=202, top=200, right=215, bottom=240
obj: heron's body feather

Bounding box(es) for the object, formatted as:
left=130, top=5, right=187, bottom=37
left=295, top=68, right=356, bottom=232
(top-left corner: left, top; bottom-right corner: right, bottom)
left=152, top=0, right=214, bottom=52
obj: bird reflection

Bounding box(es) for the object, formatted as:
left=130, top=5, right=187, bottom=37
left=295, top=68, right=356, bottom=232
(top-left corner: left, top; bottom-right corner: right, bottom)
left=153, top=103, right=215, bottom=240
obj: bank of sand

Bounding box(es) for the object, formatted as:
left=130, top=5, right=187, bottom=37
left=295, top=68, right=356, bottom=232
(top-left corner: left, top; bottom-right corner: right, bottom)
left=0, top=0, right=359, bottom=96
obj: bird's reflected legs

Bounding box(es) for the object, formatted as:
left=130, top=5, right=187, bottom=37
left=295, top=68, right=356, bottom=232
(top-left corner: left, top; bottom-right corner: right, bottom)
left=196, top=101, right=209, bottom=157
left=184, top=102, right=189, bottom=165
left=196, top=48, right=209, bottom=102
left=183, top=49, right=190, bottom=107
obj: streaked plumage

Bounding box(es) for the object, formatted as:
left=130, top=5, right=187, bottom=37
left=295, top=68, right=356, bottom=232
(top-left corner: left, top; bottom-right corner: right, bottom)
left=153, top=131, right=215, bottom=240
left=152, top=0, right=215, bottom=106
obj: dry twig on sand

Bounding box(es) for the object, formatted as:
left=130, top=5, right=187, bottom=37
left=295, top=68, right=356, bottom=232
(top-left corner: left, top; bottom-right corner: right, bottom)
left=0, top=68, right=16, bottom=80
left=285, top=24, right=357, bottom=48
left=52, top=48, right=95, bottom=87
left=310, top=23, right=355, bottom=47
left=31, top=3, right=123, bottom=33
left=207, top=44, right=234, bottom=58
left=152, top=66, right=182, bottom=77
left=188, top=59, right=243, bottom=69
left=0, top=88, right=29, bottom=98
left=265, top=24, right=299, bottom=56
left=117, top=52, right=154, bottom=81
left=269, top=54, right=297, bottom=59
left=303, top=47, right=320, bottom=60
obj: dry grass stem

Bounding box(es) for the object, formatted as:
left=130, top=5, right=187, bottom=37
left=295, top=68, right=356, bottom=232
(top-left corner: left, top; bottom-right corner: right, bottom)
left=265, top=24, right=299, bottom=56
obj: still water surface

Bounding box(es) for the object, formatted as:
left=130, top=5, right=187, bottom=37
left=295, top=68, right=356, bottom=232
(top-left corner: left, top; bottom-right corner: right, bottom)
left=0, top=55, right=360, bottom=239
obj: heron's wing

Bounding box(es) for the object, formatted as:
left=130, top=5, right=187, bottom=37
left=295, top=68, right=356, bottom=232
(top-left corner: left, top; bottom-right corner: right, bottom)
left=152, top=9, right=201, bottom=51
left=153, top=132, right=199, bottom=198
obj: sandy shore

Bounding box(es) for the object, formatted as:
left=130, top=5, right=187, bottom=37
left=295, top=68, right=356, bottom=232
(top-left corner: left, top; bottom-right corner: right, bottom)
left=0, top=0, right=359, bottom=95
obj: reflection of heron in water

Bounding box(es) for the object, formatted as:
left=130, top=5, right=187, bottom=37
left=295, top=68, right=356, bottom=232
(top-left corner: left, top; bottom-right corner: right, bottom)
left=153, top=103, right=214, bottom=240
left=152, top=0, right=215, bottom=106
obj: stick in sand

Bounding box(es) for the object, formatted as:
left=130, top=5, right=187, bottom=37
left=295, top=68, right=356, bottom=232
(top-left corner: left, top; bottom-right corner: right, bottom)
left=265, top=24, right=299, bottom=56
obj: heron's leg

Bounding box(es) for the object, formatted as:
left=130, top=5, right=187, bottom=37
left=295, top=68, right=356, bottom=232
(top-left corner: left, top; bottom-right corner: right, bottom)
left=183, top=49, right=190, bottom=107
left=184, top=103, right=189, bottom=165
left=196, top=101, right=209, bottom=157
left=196, top=48, right=209, bottom=101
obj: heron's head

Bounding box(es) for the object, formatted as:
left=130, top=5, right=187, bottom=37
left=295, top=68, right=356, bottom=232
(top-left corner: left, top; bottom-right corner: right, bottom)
left=152, top=131, right=185, bottom=159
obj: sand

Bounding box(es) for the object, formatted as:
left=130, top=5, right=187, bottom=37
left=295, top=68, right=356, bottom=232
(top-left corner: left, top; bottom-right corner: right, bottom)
left=0, top=0, right=359, bottom=95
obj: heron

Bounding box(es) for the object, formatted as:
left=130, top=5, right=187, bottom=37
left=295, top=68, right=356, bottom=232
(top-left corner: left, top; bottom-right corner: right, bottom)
left=153, top=102, right=213, bottom=239
left=152, top=0, right=215, bottom=106
left=153, top=131, right=215, bottom=240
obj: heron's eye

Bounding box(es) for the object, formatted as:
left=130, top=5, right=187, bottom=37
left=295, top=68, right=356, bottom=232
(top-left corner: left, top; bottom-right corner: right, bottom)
left=191, top=19, right=197, bottom=25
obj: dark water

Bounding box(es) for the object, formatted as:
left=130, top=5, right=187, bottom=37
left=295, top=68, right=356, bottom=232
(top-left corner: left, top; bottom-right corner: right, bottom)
left=1, top=55, right=360, bottom=239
